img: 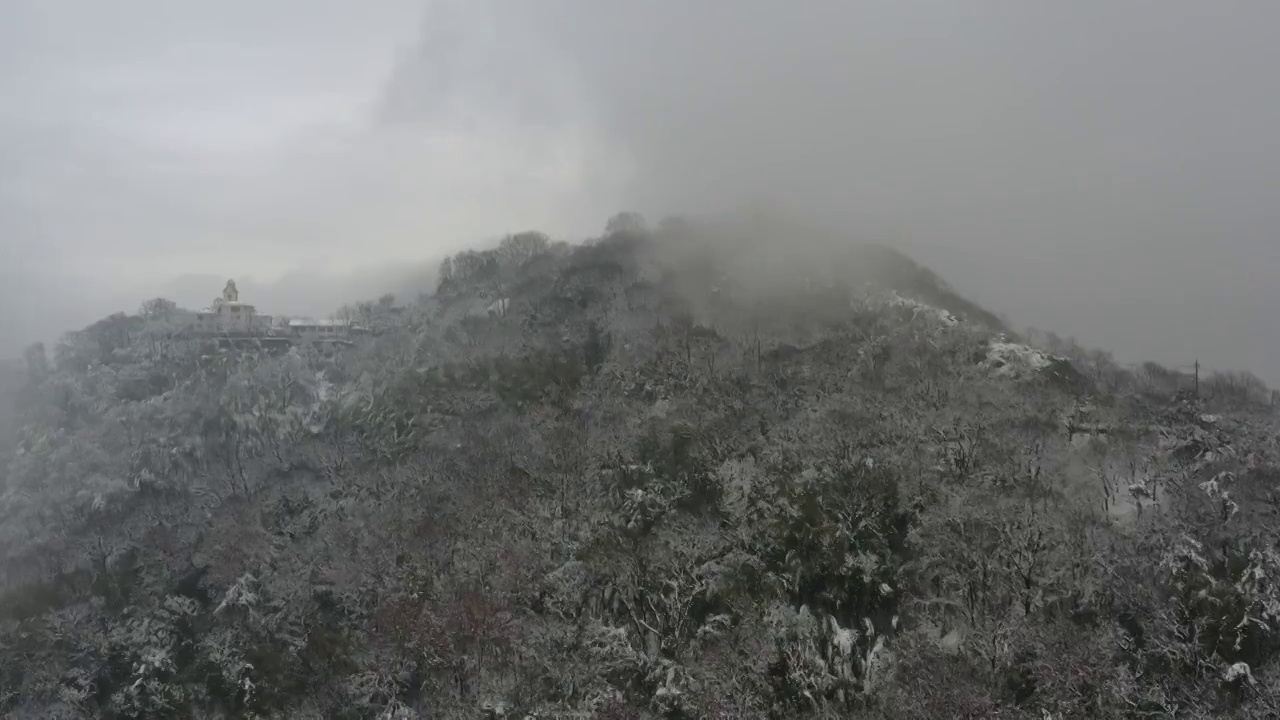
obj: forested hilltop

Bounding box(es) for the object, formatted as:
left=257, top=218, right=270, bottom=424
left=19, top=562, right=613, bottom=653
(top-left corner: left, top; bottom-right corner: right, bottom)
left=2, top=215, right=1278, bottom=719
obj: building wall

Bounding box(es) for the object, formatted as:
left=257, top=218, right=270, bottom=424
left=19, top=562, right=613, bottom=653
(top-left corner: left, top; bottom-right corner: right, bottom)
left=191, top=303, right=259, bottom=334
left=222, top=304, right=255, bottom=333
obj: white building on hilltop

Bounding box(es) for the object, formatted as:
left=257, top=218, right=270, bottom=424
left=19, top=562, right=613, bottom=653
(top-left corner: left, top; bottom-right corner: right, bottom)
left=193, top=279, right=272, bottom=334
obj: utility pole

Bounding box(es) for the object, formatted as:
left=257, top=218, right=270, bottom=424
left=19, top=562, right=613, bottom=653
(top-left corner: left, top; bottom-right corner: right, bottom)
left=1194, top=359, right=1200, bottom=398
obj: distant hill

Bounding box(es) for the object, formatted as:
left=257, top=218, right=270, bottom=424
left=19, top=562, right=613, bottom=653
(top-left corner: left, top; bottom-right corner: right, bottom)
left=158, top=261, right=442, bottom=319
left=1, top=214, right=1277, bottom=718
left=0, top=261, right=444, bottom=363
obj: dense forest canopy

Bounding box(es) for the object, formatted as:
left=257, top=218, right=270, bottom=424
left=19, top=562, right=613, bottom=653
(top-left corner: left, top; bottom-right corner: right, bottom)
left=0, top=215, right=1277, bottom=719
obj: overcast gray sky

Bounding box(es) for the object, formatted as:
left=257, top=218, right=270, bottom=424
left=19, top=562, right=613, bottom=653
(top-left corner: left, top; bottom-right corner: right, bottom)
left=0, top=0, right=628, bottom=351
left=4, top=1, right=1280, bottom=382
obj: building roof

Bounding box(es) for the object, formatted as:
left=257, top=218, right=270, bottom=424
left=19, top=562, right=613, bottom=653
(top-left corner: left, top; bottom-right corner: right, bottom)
left=288, top=318, right=349, bottom=328
left=201, top=301, right=254, bottom=313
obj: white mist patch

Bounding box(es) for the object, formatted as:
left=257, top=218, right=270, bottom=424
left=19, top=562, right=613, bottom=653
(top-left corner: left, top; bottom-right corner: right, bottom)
left=984, top=337, right=1054, bottom=379
left=884, top=292, right=959, bottom=327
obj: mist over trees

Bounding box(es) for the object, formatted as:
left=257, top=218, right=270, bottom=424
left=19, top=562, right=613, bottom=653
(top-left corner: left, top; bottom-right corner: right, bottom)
left=0, top=260, right=453, bottom=363
left=0, top=216, right=1277, bottom=718
left=5, top=11, right=1279, bottom=716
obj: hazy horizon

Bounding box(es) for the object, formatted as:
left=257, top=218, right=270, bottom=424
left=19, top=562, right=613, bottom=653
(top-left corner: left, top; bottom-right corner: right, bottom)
left=4, top=1, right=1280, bottom=383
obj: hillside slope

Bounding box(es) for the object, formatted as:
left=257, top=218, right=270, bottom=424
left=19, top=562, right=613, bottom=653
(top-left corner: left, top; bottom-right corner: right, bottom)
left=1, top=218, right=1278, bottom=719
